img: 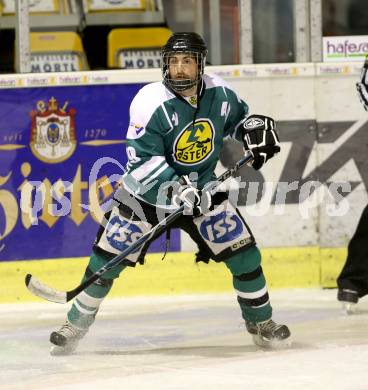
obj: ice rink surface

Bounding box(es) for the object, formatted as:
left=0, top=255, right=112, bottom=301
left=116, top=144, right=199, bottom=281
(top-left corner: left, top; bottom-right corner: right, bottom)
left=1, top=288, right=367, bottom=390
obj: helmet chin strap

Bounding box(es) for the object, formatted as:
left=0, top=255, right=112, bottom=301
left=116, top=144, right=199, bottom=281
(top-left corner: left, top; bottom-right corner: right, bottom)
left=169, top=78, right=197, bottom=93
left=163, top=69, right=199, bottom=93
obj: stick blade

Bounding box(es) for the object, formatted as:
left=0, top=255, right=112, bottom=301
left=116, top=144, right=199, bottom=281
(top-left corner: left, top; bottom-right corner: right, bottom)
left=25, top=274, right=67, bottom=304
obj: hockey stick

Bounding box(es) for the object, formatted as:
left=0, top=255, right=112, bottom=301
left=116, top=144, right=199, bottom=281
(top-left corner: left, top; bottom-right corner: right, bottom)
left=25, top=151, right=253, bottom=304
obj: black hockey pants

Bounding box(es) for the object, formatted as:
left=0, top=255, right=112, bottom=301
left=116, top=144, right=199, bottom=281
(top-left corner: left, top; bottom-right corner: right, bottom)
left=337, top=203, right=368, bottom=297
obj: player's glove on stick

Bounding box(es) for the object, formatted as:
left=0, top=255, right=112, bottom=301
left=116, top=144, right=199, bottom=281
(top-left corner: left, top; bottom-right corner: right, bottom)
left=172, top=175, right=212, bottom=217
left=356, top=56, right=368, bottom=111
left=242, top=114, right=281, bottom=170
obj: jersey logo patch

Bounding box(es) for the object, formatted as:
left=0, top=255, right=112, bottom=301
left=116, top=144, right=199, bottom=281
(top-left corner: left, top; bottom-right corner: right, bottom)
left=127, top=121, right=145, bottom=139
left=199, top=211, right=243, bottom=244
left=174, top=118, right=214, bottom=165
left=105, top=215, right=143, bottom=253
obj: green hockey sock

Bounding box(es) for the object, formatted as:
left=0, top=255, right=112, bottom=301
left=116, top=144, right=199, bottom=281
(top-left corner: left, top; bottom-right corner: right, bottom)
left=67, top=250, right=127, bottom=329
left=225, top=246, right=272, bottom=323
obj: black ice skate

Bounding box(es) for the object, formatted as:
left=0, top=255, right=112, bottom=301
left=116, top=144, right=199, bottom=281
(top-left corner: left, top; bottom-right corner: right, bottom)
left=246, top=318, right=291, bottom=348
left=337, top=288, right=359, bottom=314
left=50, top=320, right=88, bottom=356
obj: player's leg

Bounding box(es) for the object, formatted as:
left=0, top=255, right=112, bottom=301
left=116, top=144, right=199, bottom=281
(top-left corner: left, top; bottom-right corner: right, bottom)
left=49, top=248, right=126, bottom=356
left=224, top=247, right=290, bottom=347
left=50, top=196, right=154, bottom=355
left=337, top=203, right=368, bottom=311
left=186, top=193, right=290, bottom=347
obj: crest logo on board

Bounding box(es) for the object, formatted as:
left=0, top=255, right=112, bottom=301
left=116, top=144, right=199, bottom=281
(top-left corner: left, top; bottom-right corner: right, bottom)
left=30, top=97, right=77, bottom=163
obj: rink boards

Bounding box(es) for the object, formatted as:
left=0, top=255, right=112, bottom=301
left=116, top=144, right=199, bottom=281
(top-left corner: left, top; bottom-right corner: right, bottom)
left=0, top=247, right=344, bottom=303
left=0, top=63, right=367, bottom=302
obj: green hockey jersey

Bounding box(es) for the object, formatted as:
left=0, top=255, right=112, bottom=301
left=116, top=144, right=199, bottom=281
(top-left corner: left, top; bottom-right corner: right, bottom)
left=122, top=73, right=249, bottom=207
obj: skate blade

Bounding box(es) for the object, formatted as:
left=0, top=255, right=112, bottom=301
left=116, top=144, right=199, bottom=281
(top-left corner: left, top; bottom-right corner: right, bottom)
left=341, top=302, right=358, bottom=315
left=50, top=342, right=78, bottom=356
left=252, top=334, right=292, bottom=349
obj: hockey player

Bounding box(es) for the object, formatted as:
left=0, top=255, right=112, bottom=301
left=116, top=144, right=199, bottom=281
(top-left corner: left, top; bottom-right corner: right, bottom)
left=49, top=32, right=290, bottom=355
left=337, top=56, right=368, bottom=311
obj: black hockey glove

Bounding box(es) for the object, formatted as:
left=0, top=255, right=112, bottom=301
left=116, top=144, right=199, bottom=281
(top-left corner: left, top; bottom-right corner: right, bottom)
left=356, top=56, right=368, bottom=111
left=241, top=114, right=281, bottom=170
left=172, top=175, right=212, bottom=217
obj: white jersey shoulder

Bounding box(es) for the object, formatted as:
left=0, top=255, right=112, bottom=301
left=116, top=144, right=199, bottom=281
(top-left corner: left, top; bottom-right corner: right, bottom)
left=203, top=73, right=231, bottom=89
left=203, top=73, right=241, bottom=102
left=127, top=82, right=174, bottom=139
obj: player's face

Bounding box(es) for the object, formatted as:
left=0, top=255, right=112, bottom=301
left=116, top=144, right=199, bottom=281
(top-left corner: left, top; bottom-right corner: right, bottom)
left=168, top=53, right=198, bottom=82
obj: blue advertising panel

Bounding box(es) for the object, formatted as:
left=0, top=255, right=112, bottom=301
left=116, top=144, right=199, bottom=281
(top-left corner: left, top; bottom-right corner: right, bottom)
left=0, top=84, right=180, bottom=261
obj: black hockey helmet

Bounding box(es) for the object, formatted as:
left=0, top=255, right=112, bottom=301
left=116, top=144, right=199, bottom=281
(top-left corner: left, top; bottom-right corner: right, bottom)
left=161, top=32, right=208, bottom=92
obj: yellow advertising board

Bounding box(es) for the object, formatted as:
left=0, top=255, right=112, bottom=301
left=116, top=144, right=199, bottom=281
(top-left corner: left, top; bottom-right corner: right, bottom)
left=29, top=32, right=89, bottom=72
left=108, top=27, right=172, bottom=69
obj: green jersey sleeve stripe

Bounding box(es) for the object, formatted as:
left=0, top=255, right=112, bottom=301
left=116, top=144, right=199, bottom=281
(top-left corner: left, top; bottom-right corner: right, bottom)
left=161, top=103, right=174, bottom=131
left=141, top=161, right=170, bottom=186
left=129, top=156, right=166, bottom=181
left=232, top=117, right=247, bottom=141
